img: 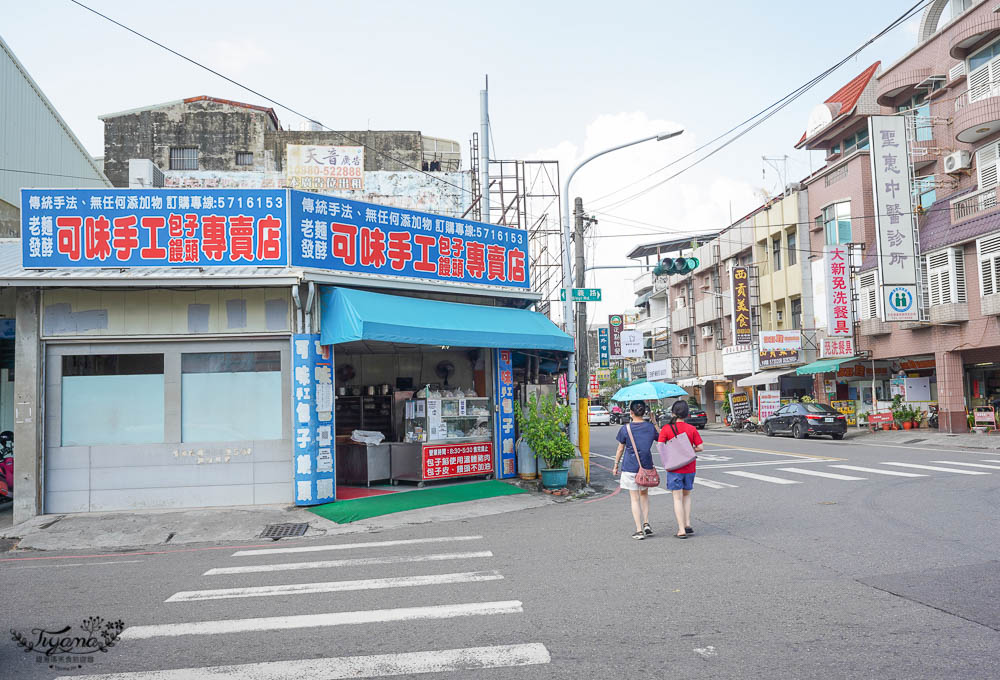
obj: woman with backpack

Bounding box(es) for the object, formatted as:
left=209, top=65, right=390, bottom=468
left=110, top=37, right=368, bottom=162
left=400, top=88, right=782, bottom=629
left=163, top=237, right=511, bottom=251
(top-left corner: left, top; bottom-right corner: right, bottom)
left=613, top=400, right=658, bottom=540
left=658, top=400, right=705, bottom=538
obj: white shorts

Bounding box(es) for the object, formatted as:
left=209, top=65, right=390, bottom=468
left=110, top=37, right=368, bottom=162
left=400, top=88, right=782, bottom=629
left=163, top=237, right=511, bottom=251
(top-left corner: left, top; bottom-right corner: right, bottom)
left=619, top=471, right=641, bottom=491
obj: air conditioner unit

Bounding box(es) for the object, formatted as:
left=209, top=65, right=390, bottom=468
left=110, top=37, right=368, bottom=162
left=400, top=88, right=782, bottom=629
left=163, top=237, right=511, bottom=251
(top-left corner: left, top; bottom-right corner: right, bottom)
left=701, top=325, right=714, bottom=338
left=776, top=311, right=784, bottom=321
left=944, top=150, right=972, bottom=173
left=678, top=335, right=689, bottom=345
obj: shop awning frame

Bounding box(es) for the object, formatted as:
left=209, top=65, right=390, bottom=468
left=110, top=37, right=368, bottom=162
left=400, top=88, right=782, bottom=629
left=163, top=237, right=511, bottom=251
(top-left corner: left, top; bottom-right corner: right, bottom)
left=319, top=286, right=574, bottom=352
left=796, top=357, right=857, bottom=375
left=737, top=367, right=798, bottom=387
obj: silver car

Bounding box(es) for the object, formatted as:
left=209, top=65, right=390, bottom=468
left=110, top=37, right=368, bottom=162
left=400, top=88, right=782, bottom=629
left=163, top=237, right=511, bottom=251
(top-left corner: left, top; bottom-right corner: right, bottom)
left=588, top=405, right=612, bottom=426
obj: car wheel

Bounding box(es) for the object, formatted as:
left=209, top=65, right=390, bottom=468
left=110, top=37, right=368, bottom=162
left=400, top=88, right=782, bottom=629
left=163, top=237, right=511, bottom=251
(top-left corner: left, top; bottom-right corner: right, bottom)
left=793, top=422, right=807, bottom=439
left=831, top=433, right=844, bottom=440
left=764, top=422, right=774, bottom=437
left=696, top=424, right=704, bottom=430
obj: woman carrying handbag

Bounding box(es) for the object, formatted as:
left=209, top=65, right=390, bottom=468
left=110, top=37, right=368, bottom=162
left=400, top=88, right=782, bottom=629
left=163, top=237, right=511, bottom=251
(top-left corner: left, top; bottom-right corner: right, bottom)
left=658, top=400, right=704, bottom=539
left=613, top=400, right=660, bottom=540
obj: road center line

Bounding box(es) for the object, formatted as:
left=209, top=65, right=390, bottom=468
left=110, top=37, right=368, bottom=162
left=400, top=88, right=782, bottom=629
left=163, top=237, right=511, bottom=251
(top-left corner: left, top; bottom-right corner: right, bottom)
left=232, top=535, right=483, bottom=557
left=204, top=551, right=494, bottom=576
left=53, top=643, right=551, bottom=679
left=119, top=601, right=524, bottom=640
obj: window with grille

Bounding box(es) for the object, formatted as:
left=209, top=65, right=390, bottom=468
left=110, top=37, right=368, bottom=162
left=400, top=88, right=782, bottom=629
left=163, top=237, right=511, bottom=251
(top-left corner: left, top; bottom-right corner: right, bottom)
left=978, top=233, right=1000, bottom=297
left=925, top=248, right=967, bottom=306
left=858, top=271, right=879, bottom=320
left=791, top=298, right=802, bottom=329
left=772, top=237, right=781, bottom=271
left=787, top=229, right=797, bottom=267
left=169, top=147, right=198, bottom=170
left=236, top=152, right=254, bottom=166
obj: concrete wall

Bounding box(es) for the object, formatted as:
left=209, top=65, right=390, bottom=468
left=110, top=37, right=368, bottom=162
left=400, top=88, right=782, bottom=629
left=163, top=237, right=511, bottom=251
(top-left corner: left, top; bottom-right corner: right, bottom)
left=269, top=131, right=423, bottom=172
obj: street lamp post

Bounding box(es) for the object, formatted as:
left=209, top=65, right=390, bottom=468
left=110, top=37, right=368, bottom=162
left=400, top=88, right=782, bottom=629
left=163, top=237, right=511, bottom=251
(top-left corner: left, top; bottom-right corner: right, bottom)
left=560, top=130, right=683, bottom=447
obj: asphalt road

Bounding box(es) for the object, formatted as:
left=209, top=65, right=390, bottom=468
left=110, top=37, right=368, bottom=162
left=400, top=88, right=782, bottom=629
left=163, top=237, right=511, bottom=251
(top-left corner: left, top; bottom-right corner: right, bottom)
left=3, top=426, right=999, bottom=679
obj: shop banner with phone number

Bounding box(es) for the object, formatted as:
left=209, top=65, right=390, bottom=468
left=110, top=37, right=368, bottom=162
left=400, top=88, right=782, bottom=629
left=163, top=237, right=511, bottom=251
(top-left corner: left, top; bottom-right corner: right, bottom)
left=292, top=335, right=335, bottom=505
left=493, top=349, right=516, bottom=478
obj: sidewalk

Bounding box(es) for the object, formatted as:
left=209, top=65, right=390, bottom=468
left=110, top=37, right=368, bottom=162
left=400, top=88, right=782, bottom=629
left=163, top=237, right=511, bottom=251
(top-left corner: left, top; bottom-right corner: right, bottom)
left=851, top=427, right=1000, bottom=450
left=0, top=491, right=555, bottom=553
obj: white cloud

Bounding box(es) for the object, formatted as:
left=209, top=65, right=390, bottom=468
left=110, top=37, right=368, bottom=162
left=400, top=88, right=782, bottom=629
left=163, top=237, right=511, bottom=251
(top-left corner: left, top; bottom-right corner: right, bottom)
left=530, top=111, right=758, bottom=322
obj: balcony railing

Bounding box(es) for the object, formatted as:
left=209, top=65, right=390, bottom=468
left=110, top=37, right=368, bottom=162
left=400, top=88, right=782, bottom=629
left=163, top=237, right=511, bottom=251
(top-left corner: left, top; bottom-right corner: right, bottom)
left=952, top=186, right=999, bottom=222
left=955, top=78, right=1000, bottom=111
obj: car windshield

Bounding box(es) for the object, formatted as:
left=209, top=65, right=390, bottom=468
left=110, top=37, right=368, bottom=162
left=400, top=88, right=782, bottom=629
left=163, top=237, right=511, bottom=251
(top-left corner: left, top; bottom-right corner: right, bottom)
left=803, top=404, right=838, bottom=414
left=590, top=407, right=606, bottom=412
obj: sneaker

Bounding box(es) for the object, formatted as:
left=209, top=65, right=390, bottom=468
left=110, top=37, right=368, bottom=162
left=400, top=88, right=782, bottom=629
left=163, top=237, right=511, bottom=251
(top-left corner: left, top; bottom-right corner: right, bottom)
left=643, top=522, right=653, bottom=536
left=631, top=530, right=645, bottom=540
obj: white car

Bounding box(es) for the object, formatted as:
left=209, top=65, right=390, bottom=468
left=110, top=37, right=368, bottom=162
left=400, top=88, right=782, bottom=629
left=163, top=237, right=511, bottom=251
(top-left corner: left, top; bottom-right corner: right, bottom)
left=588, top=406, right=612, bottom=426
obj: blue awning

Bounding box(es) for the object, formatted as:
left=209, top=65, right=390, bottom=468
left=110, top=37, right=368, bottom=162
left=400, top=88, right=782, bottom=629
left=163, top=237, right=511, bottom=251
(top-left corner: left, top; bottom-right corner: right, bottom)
left=319, top=287, right=574, bottom=352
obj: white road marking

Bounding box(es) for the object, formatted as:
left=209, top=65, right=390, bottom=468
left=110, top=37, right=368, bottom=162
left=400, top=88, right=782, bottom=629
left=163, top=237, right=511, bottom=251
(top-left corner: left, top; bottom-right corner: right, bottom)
left=777, top=468, right=866, bottom=481
left=204, top=551, right=493, bottom=576
left=981, top=459, right=1000, bottom=464
left=722, top=471, right=800, bottom=484
left=930, top=460, right=1000, bottom=470
left=830, top=465, right=926, bottom=477
left=882, top=462, right=991, bottom=475
left=232, top=535, right=483, bottom=557
left=647, top=487, right=670, bottom=495
left=166, top=571, right=504, bottom=603
left=863, top=442, right=996, bottom=454
left=699, top=459, right=830, bottom=469
left=119, top=600, right=524, bottom=640
left=9, top=559, right=144, bottom=569
left=54, top=643, right=551, bottom=680
left=693, top=645, right=718, bottom=658
left=693, top=477, right=739, bottom=489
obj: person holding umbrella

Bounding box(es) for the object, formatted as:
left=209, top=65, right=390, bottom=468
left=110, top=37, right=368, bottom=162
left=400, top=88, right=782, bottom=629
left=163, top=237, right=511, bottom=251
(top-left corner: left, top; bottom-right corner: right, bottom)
left=612, top=400, right=658, bottom=540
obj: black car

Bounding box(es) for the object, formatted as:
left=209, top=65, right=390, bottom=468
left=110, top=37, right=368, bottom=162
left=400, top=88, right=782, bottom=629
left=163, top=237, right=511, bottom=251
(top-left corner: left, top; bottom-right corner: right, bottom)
left=763, top=403, right=847, bottom=440
left=655, top=403, right=708, bottom=429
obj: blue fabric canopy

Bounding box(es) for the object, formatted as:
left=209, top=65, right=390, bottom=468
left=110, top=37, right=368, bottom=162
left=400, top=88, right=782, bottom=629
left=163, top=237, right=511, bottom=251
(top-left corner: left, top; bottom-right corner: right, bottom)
left=319, top=287, right=574, bottom=352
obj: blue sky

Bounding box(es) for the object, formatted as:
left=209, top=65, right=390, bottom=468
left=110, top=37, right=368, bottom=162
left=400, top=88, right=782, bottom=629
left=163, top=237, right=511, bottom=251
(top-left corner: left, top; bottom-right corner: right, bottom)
left=2, top=0, right=930, bottom=317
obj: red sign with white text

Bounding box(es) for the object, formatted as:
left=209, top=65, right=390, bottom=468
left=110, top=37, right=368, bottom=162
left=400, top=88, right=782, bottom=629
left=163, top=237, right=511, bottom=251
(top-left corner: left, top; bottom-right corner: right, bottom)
left=422, top=442, right=494, bottom=480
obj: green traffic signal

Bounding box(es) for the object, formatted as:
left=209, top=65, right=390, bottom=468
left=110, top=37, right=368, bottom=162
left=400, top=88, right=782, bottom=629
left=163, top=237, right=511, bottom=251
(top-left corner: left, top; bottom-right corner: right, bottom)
left=652, top=256, right=700, bottom=276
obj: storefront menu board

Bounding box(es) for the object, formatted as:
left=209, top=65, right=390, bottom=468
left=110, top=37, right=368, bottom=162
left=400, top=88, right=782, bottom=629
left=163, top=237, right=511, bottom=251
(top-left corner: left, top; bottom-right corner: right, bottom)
left=831, top=399, right=857, bottom=426
left=493, top=349, right=516, bottom=478
left=729, top=392, right=752, bottom=420
left=423, top=442, right=494, bottom=480
left=289, top=190, right=530, bottom=290
left=21, top=189, right=287, bottom=268
left=292, top=334, right=335, bottom=505
left=757, top=390, right=781, bottom=421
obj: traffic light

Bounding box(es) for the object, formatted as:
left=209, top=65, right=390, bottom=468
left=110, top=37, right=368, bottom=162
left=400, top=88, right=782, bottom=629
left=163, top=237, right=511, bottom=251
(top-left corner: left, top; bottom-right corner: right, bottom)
left=654, top=256, right=700, bottom=276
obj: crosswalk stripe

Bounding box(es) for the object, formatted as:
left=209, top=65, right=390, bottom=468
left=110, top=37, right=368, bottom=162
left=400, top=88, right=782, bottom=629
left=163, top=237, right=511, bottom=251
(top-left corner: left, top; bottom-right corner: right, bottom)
left=882, top=462, right=991, bottom=475
left=693, top=477, right=739, bottom=489
left=232, top=535, right=483, bottom=557
left=777, top=468, right=866, bottom=481
left=930, top=460, right=1000, bottom=470
left=119, top=601, right=524, bottom=640
left=722, top=471, right=800, bottom=484
left=165, top=571, right=504, bottom=603
left=53, top=643, right=552, bottom=680
left=830, top=465, right=926, bottom=477
left=204, top=551, right=493, bottom=576
left=647, top=487, right=670, bottom=495
left=982, top=459, right=1000, bottom=464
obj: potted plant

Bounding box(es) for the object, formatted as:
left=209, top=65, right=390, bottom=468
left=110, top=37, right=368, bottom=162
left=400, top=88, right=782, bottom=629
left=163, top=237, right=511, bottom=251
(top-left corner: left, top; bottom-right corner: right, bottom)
left=722, top=390, right=732, bottom=426
left=912, top=408, right=925, bottom=429
left=514, top=394, right=575, bottom=489
left=890, top=395, right=906, bottom=430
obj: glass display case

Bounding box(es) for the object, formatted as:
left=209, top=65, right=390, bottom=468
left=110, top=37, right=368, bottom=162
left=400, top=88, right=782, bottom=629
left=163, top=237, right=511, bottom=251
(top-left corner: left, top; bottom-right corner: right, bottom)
left=394, top=395, right=494, bottom=484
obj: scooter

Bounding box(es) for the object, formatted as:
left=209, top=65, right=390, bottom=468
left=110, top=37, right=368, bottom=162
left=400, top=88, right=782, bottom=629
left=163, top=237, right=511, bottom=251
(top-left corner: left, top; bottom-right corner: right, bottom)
left=610, top=412, right=624, bottom=425
left=731, top=416, right=758, bottom=433
left=0, top=430, right=12, bottom=499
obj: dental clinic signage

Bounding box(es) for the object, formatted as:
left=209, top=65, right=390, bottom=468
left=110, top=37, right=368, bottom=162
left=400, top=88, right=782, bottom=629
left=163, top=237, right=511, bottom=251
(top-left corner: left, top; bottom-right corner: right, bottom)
left=868, top=115, right=919, bottom=322
left=290, top=190, right=530, bottom=290
left=21, top=189, right=287, bottom=268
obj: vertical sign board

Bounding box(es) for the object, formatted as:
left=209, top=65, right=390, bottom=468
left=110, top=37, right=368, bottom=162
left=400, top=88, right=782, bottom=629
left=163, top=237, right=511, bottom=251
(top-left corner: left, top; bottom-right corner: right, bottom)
left=729, top=392, right=752, bottom=420
left=21, top=189, right=287, bottom=268
left=608, top=315, right=624, bottom=358
left=292, top=335, right=335, bottom=505
left=731, top=267, right=752, bottom=346
left=824, top=244, right=854, bottom=336
left=493, top=349, right=516, bottom=479
left=598, top=327, right=611, bottom=368
left=868, top=115, right=919, bottom=321
left=557, top=373, right=568, bottom=398
left=758, top=390, right=781, bottom=421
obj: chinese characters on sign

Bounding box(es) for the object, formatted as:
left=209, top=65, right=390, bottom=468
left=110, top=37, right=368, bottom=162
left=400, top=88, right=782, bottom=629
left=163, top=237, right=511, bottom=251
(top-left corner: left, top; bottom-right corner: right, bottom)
left=21, top=189, right=287, bottom=268
left=868, top=116, right=919, bottom=321
left=589, top=375, right=599, bottom=398
left=758, top=349, right=799, bottom=368
left=646, top=359, right=671, bottom=382
left=619, top=330, right=644, bottom=358
left=558, top=373, right=568, bottom=398
left=824, top=244, right=854, bottom=336
left=731, top=266, right=752, bottom=346
left=292, top=335, right=335, bottom=505
left=758, top=330, right=801, bottom=368
left=608, top=315, right=624, bottom=358
left=821, top=338, right=855, bottom=358
left=422, top=442, right=494, bottom=480
left=729, top=392, right=752, bottom=420
left=286, top=145, right=364, bottom=192
left=290, top=190, right=530, bottom=290
left=598, top=327, right=611, bottom=368
left=493, top=349, right=516, bottom=479
left=758, top=390, right=781, bottom=421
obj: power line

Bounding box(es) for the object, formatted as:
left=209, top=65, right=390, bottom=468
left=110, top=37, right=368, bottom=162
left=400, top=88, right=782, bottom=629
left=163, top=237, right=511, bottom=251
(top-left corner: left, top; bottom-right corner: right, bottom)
left=588, top=0, right=932, bottom=213
left=0, top=167, right=109, bottom=183
left=67, top=0, right=510, bottom=215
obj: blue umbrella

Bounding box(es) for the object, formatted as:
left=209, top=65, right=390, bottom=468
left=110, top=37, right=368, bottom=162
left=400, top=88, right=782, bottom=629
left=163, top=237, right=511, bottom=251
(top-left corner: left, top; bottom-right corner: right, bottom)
left=612, top=380, right=688, bottom=401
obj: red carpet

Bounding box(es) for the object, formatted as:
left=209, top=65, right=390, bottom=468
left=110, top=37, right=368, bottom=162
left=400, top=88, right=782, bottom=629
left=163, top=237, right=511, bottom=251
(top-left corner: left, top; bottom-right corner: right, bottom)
left=336, top=486, right=398, bottom=500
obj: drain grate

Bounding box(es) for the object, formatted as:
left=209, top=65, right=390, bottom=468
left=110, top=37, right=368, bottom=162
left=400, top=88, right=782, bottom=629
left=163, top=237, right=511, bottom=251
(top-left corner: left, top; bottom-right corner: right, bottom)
left=901, top=438, right=925, bottom=445
left=259, top=523, right=309, bottom=539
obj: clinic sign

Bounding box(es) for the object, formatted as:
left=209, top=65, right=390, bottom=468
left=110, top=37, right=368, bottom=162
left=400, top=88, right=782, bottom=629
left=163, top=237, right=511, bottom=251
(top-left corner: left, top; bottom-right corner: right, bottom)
left=824, top=244, right=854, bottom=336
left=731, top=266, right=752, bottom=346
left=21, top=189, right=287, bottom=268
left=289, top=190, right=530, bottom=290
left=868, top=115, right=919, bottom=322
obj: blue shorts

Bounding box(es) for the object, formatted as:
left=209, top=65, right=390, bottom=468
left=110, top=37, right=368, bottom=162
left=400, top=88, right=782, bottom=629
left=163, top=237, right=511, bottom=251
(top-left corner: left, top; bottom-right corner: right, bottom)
left=666, top=472, right=695, bottom=491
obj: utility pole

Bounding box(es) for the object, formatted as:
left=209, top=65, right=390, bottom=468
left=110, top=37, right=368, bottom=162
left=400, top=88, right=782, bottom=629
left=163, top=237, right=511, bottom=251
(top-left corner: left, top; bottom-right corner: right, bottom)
left=574, top=197, right=588, bottom=404
left=479, top=77, right=490, bottom=224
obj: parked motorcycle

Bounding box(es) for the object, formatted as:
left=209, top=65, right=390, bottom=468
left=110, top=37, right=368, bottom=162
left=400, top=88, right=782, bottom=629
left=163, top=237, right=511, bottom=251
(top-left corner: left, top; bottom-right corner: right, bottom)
left=610, top=411, right=624, bottom=425
left=731, top=416, right=758, bottom=433
left=0, top=430, right=12, bottom=499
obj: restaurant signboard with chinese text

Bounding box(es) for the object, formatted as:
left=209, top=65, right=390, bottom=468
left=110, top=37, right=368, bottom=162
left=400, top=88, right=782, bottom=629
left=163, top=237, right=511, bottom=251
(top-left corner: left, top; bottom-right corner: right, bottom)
left=759, top=330, right=801, bottom=353
left=292, top=335, right=335, bottom=505
left=608, top=315, right=624, bottom=358
left=290, top=190, right=530, bottom=290
left=731, top=266, right=752, bottom=346
left=824, top=244, right=854, bottom=335
left=821, top=338, right=855, bottom=358
left=422, top=442, right=494, bottom=480
left=868, top=115, right=919, bottom=322
left=758, top=349, right=799, bottom=368
left=286, top=145, right=364, bottom=192
left=21, top=189, right=287, bottom=268
left=493, top=349, right=516, bottom=479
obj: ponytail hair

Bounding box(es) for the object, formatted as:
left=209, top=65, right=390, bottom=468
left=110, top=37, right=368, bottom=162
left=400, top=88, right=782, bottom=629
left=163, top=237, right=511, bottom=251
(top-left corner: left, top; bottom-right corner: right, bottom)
left=629, top=400, right=647, bottom=418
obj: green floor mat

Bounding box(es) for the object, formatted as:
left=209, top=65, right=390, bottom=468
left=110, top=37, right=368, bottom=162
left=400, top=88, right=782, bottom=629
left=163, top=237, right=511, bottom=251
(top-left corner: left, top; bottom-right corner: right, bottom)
left=308, top=481, right=529, bottom=524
